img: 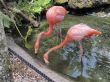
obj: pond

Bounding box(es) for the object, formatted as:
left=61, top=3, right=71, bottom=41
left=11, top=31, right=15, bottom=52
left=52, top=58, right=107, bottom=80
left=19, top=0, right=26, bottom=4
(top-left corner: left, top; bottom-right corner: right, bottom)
left=14, top=15, right=110, bottom=82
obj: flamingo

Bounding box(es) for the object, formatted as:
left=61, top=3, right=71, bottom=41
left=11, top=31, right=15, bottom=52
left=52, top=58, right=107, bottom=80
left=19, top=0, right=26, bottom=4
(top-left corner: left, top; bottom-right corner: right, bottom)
left=43, top=23, right=102, bottom=64
left=34, top=6, right=68, bottom=54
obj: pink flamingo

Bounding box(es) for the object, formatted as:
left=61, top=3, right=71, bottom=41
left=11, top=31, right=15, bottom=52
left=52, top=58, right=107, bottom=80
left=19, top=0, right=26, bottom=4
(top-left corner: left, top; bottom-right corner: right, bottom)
left=43, top=23, right=102, bottom=64
left=34, top=6, right=68, bottom=54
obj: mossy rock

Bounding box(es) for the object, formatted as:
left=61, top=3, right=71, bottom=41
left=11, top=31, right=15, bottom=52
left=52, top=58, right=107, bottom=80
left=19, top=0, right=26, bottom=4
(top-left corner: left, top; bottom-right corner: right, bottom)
left=68, top=0, right=110, bottom=8
left=55, top=0, right=68, bottom=3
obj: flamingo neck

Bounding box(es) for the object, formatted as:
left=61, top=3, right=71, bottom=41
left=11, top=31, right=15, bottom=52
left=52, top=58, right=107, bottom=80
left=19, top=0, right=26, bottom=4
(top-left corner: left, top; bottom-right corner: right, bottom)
left=46, top=35, right=71, bottom=55
left=34, top=32, right=45, bottom=49
left=34, top=24, right=54, bottom=53
left=44, top=24, right=54, bottom=36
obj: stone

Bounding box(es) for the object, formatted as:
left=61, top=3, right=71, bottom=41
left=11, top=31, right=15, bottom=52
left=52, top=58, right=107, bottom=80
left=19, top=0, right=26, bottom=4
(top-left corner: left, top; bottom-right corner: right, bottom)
left=55, top=0, right=68, bottom=3
left=0, top=16, right=13, bottom=82
left=68, top=0, right=110, bottom=8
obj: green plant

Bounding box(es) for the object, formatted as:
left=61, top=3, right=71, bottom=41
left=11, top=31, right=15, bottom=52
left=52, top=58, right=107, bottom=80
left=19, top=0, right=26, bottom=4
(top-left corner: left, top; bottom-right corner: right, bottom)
left=23, top=26, right=33, bottom=48
left=0, top=11, right=33, bottom=48
left=0, top=11, right=12, bottom=28
left=0, top=0, right=52, bottom=49
left=17, top=0, right=51, bottom=14
left=13, top=20, right=33, bottom=49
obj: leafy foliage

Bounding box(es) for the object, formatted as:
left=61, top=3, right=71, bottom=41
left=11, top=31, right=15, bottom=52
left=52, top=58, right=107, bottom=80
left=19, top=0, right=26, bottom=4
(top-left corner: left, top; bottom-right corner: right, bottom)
left=0, top=0, right=52, bottom=49
left=0, top=11, right=33, bottom=49
left=0, top=11, right=12, bottom=28
left=17, top=0, right=51, bottom=14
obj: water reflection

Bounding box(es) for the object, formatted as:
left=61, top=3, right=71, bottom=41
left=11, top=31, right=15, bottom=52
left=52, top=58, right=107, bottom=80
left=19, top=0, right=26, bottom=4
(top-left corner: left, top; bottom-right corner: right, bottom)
left=15, top=15, right=110, bottom=82
left=61, top=40, right=110, bottom=82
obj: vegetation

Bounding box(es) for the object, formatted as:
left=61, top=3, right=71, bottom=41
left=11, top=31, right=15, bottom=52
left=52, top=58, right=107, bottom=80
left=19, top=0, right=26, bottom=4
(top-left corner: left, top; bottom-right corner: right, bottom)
left=0, top=11, right=12, bottom=28
left=0, top=0, right=52, bottom=48
left=17, top=0, right=51, bottom=14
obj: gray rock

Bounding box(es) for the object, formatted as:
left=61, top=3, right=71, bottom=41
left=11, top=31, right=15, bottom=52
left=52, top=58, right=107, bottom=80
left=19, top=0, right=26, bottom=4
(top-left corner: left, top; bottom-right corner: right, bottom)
left=68, top=0, right=110, bottom=8
left=0, top=18, right=13, bottom=82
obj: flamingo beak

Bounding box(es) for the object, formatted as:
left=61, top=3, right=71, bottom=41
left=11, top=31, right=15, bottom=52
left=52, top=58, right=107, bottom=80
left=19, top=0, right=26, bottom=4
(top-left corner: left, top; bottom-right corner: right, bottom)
left=66, top=10, right=69, bottom=14
left=44, top=54, right=49, bottom=64
left=34, top=48, right=38, bottom=55
left=95, top=31, right=102, bottom=36
left=92, top=29, right=102, bottom=36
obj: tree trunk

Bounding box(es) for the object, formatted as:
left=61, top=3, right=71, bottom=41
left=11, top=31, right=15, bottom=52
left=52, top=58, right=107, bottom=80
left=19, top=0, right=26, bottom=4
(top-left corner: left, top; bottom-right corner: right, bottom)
left=0, top=19, right=13, bottom=82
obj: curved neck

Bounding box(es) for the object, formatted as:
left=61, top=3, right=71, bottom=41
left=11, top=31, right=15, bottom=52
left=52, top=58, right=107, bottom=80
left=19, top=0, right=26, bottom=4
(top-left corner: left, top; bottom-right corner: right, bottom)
left=34, top=24, right=53, bottom=50
left=44, top=24, right=54, bottom=36
left=34, top=32, right=45, bottom=49
left=46, top=35, right=71, bottom=55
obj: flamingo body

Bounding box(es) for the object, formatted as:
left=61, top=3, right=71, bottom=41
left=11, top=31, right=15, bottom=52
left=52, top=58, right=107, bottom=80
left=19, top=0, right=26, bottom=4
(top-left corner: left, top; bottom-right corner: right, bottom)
left=67, top=24, right=100, bottom=41
left=34, top=6, right=68, bottom=54
left=44, top=23, right=101, bottom=64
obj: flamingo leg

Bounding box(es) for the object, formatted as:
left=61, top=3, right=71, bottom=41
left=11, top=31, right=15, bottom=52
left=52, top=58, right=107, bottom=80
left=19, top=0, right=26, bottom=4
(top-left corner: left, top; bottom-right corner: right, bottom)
left=78, top=40, right=83, bottom=60
left=55, top=24, right=63, bottom=38
left=34, top=32, right=44, bottom=54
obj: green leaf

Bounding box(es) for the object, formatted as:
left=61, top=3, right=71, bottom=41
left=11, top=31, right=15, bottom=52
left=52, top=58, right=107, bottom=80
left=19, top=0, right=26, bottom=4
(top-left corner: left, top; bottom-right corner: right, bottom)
left=37, top=0, right=51, bottom=6
left=26, top=26, right=32, bottom=36
left=24, top=42, right=32, bottom=49
left=17, top=0, right=51, bottom=14
left=43, top=0, right=51, bottom=5
left=0, top=11, right=12, bottom=28
left=31, top=6, right=43, bottom=13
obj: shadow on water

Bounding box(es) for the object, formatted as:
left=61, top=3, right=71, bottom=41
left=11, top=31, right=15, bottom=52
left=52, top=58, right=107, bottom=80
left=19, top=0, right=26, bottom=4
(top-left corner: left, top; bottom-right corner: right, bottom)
left=13, top=15, right=110, bottom=82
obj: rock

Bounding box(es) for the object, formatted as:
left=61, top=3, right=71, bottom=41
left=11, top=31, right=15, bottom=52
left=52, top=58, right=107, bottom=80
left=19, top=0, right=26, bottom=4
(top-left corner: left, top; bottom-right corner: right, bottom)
left=0, top=16, right=13, bottom=82
left=68, top=0, right=110, bottom=8
left=55, top=0, right=68, bottom=3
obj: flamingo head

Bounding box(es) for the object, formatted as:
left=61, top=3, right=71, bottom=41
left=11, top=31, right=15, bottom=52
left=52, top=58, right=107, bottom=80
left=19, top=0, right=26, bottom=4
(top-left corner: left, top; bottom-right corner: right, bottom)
left=87, top=29, right=102, bottom=37
left=56, top=6, right=68, bottom=16
left=44, top=53, right=49, bottom=64
left=34, top=44, right=39, bottom=55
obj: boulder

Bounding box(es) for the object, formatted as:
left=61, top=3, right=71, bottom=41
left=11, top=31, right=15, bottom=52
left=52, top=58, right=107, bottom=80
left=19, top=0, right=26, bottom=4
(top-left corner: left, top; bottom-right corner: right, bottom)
left=54, top=0, right=110, bottom=9
left=68, top=0, right=110, bottom=8
left=55, top=0, right=68, bottom=3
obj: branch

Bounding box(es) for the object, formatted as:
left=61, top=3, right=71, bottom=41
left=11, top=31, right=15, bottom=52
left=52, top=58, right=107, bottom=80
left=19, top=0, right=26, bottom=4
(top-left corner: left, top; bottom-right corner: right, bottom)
left=9, top=8, right=39, bottom=27
left=0, top=0, right=8, bottom=10
left=0, top=0, right=39, bottom=27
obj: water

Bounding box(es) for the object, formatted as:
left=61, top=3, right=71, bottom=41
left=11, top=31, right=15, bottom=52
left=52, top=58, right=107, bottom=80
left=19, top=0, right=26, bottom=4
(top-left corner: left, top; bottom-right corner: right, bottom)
left=14, top=15, right=110, bottom=82
left=60, top=42, right=110, bottom=82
